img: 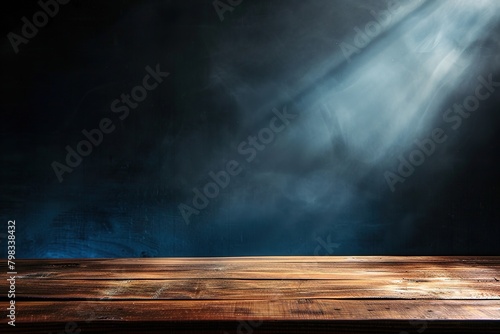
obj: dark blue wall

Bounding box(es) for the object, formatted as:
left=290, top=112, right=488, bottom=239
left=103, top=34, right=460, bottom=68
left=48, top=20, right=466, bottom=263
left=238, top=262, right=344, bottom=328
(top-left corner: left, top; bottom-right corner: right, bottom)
left=1, top=0, right=500, bottom=258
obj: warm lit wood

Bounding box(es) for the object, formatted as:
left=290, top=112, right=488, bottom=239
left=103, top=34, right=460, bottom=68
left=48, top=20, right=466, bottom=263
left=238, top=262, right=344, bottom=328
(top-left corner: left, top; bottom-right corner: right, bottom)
left=1, top=256, right=499, bottom=333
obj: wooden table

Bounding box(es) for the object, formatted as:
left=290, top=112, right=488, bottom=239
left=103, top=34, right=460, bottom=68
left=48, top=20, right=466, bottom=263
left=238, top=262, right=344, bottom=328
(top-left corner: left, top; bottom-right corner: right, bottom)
left=1, top=256, right=499, bottom=333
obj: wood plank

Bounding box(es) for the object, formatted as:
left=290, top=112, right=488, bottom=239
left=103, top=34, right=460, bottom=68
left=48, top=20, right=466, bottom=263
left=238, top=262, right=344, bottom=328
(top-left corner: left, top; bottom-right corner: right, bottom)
left=4, top=257, right=500, bottom=280
left=13, top=278, right=500, bottom=300
left=13, top=300, right=500, bottom=322
left=2, top=257, right=499, bottom=333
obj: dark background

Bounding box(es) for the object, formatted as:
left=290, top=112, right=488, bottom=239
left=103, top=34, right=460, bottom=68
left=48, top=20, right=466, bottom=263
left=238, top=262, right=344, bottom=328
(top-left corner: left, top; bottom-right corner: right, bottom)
left=1, top=0, right=499, bottom=258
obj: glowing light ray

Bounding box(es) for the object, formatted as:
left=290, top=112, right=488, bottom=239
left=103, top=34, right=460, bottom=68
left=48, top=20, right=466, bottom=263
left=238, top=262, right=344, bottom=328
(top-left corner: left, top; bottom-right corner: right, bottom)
left=306, top=0, right=500, bottom=164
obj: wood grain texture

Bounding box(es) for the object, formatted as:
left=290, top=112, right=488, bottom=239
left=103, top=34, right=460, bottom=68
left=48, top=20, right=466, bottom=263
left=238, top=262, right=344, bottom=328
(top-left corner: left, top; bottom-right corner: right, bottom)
left=1, top=256, right=499, bottom=333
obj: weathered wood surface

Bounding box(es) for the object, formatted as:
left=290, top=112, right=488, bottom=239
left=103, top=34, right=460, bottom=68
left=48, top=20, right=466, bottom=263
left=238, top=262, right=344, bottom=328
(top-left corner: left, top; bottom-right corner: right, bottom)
left=1, top=256, right=499, bottom=333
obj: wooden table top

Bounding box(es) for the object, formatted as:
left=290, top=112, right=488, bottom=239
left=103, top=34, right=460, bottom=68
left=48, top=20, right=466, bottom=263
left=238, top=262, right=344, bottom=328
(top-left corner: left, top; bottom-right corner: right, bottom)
left=1, top=256, right=499, bottom=333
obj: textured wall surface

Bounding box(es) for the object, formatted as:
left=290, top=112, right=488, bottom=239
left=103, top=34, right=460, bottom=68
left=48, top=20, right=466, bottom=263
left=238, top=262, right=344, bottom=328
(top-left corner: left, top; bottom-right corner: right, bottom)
left=1, top=0, right=500, bottom=258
